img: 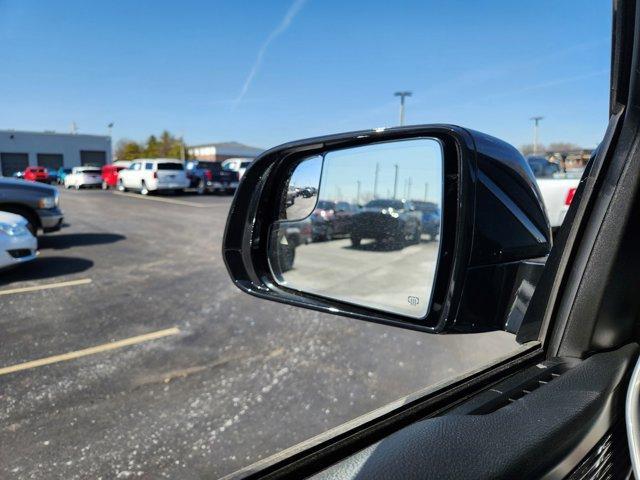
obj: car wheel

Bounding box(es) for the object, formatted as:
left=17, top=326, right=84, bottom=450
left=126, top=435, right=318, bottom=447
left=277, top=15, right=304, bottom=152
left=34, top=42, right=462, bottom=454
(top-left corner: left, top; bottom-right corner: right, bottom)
left=411, top=225, right=421, bottom=244
left=351, top=236, right=361, bottom=248
left=325, top=225, right=334, bottom=241
left=140, top=181, right=149, bottom=195
left=278, top=243, right=296, bottom=272
left=117, top=179, right=126, bottom=192
left=25, top=219, right=37, bottom=237
left=196, top=180, right=205, bottom=195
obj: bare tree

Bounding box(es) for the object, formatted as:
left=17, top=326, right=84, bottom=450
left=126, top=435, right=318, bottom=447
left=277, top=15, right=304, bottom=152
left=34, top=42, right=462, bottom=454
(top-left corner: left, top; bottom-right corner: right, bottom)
left=548, top=142, right=580, bottom=152
left=519, top=144, right=546, bottom=156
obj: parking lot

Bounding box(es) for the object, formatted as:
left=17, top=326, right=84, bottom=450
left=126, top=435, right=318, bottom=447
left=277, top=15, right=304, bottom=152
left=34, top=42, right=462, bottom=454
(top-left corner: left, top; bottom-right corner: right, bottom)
left=1, top=187, right=518, bottom=479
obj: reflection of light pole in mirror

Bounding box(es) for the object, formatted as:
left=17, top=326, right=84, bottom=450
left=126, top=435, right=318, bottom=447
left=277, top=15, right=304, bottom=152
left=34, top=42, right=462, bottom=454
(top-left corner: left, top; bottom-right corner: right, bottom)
left=393, top=164, right=399, bottom=199
left=373, top=162, right=379, bottom=199
left=424, top=182, right=429, bottom=202
left=394, top=91, right=412, bottom=126
left=356, top=180, right=361, bottom=205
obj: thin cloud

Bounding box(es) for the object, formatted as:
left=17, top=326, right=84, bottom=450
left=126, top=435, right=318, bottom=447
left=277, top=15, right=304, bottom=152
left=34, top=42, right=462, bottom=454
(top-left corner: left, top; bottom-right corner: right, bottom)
left=233, top=0, right=307, bottom=110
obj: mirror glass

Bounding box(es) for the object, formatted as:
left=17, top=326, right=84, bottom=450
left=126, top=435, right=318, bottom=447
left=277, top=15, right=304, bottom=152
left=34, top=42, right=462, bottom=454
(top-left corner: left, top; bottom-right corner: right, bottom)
left=268, top=138, right=443, bottom=319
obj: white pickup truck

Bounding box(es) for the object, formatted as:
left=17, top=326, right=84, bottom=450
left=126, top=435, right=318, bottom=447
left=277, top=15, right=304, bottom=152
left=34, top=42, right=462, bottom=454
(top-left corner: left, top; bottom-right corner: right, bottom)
left=536, top=176, right=579, bottom=228
left=527, top=157, right=582, bottom=229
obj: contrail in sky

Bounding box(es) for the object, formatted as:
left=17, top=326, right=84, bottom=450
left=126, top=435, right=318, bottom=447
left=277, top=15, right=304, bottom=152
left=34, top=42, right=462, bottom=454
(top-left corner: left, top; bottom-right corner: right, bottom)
left=233, top=0, right=308, bottom=110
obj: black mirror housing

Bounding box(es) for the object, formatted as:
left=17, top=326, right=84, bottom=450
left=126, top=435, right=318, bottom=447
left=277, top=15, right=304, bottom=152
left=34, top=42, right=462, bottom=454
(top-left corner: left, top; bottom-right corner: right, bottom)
left=223, top=125, right=551, bottom=334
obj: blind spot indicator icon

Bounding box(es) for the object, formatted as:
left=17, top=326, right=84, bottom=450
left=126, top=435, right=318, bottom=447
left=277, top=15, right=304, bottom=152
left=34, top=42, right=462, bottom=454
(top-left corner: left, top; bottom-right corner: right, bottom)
left=407, top=296, right=419, bottom=306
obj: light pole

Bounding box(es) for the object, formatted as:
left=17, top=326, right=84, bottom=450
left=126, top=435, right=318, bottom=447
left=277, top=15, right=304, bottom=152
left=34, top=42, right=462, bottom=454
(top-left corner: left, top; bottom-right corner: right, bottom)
left=107, top=122, right=114, bottom=137
left=394, top=91, right=412, bottom=126
left=180, top=137, right=186, bottom=161
left=393, top=164, right=399, bottom=199
left=356, top=180, right=361, bottom=205
left=530, top=116, right=544, bottom=154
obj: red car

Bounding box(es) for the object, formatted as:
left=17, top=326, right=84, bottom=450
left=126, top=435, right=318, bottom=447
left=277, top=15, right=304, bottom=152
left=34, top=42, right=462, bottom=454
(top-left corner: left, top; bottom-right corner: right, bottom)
left=101, top=164, right=128, bottom=189
left=23, top=166, right=50, bottom=183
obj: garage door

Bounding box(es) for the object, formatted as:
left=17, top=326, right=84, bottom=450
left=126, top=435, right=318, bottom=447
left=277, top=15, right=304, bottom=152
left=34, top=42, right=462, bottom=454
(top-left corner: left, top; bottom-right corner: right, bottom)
left=37, top=153, right=64, bottom=171
left=80, top=150, right=106, bottom=167
left=0, top=153, right=29, bottom=177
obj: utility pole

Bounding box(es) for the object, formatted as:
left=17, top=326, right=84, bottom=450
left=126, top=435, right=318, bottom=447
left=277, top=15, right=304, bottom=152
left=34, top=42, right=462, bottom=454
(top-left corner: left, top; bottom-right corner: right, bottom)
left=424, top=182, right=429, bottom=202
left=180, top=137, right=186, bottom=161
left=407, top=177, right=412, bottom=200
left=394, top=91, right=412, bottom=126
left=71, top=122, right=77, bottom=134
left=107, top=122, right=114, bottom=137
left=530, top=116, right=544, bottom=154
left=356, top=180, right=361, bottom=205
left=393, top=164, right=399, bottom=199
left=373, top=162, right=379, bottom=199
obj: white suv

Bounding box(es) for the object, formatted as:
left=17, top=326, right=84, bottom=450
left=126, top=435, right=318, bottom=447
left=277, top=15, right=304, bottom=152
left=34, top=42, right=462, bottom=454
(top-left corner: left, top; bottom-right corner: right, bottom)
left=117, top=159, right=189, bottom=195
left=64, top=166, right=102, bottom=189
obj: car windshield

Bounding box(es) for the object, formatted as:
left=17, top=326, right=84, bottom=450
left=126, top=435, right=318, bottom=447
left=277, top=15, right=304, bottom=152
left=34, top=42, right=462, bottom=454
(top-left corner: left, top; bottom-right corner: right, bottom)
left=156, top=163, right=184, bottom=170
left=365, top=199, right=405, bottom=210
left=0, top=2, right=609, bottom=478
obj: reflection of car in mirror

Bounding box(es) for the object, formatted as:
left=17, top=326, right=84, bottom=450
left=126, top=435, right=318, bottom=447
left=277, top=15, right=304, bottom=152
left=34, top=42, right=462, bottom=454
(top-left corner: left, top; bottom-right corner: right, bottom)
left=275, top=217, right=312, bottom=272
left=412, top=200, right=440, bottom=240
left=350, top=199, right=422, bottom=248
left=311, top=200, right=353, bottom=241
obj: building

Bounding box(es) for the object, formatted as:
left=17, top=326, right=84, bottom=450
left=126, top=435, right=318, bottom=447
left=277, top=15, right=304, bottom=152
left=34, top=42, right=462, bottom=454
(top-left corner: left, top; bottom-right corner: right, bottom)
left=187, top=141, right=263, bottom=162
left=0, top=130, right=112, bottom=177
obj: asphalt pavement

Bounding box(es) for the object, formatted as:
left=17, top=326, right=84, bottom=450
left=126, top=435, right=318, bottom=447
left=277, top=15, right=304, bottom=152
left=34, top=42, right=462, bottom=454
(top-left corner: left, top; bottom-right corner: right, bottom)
left=0, top=188, right=518, bottom=479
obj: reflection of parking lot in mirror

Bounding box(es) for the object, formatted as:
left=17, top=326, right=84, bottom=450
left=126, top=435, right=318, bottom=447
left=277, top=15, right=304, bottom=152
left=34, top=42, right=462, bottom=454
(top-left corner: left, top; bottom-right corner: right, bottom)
left=272, top=138, right=443, bottom=318
left=282, top=235, right=439, bottom=316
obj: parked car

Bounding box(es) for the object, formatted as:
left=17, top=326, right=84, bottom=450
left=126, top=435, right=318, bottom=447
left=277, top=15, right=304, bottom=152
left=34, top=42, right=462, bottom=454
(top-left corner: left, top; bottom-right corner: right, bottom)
left=526, top=155, right=561, bottom=178
left=117, top=159, right=189, bottom=195
left=23, top=166, right=50, bottom=183
left=0, top=177, right=63, bottom=235
left=56, top=167, right=72, bottom=185
left=221, top=157, right=254, bottom=180
left=101, top=164, right=128, bottom=190
left=47, top=169, right=60, bottom=185
left=311, top=200, right=354, bottom=241
left=185, top=160, right=240, bottom=194
left=412, top=201, right=440, bottom=239
left=527, top=157, right=583, bottom=230
left=185, top=160, right=213, bottom=194
left=0, top=211, right=38, bottom=270
left=276, top=217, right=313, bottom=272
left=350, top=198, right=422, bottom=248
left=535, top=177, right=580, bottom=229
left=64, top=166, right=102, bottom=189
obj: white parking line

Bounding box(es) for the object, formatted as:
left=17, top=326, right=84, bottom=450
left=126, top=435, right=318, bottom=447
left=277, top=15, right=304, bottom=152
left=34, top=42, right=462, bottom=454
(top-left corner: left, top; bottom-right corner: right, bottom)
left=0, top=278, right=92, bottom=296
left=0, top=327, right=181, bottom=376
left=111, top=191, right=217, bottom=208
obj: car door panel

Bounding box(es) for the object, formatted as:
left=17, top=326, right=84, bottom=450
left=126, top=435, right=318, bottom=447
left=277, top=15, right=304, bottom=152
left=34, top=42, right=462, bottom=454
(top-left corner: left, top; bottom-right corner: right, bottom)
left=311, top=344, right=637, bottom=480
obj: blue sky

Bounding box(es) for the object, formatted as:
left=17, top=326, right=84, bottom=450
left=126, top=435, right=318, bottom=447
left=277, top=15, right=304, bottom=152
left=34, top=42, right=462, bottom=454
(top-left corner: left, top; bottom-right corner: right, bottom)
left=0, top=0, right=611, bottom=151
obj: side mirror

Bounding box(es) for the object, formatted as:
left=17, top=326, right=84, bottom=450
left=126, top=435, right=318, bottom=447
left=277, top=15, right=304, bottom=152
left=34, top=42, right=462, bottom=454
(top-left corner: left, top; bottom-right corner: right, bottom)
left=223, top=125, right=551, bottom=333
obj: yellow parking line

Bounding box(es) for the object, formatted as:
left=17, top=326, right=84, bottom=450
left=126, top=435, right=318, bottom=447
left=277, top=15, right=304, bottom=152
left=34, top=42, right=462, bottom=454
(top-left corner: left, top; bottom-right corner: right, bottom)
left=111, top=191, right=213, bottom=208
left=0, top=327, right=181, bottom=376
left=0, top=278, right=92, bottom=296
